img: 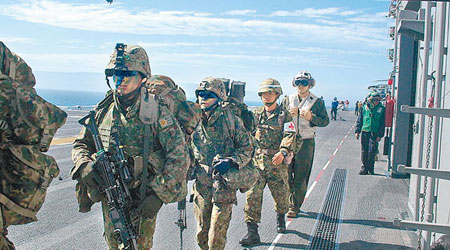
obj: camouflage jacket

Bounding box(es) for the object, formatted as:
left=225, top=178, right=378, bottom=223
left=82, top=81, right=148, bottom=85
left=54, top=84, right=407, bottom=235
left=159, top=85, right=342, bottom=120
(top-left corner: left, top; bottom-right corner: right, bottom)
left=253, top=104, right=296, bottom=154
left=72, top=89, right=189, bottom=206
left=191, top=105, right=253, bottom=178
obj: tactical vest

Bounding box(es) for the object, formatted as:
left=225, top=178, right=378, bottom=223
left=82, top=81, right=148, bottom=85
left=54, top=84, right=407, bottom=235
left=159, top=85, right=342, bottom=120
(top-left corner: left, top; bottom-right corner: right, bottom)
left=288, top=92, right=318, bottom=139
left=91, top=88, right=188, bottom=204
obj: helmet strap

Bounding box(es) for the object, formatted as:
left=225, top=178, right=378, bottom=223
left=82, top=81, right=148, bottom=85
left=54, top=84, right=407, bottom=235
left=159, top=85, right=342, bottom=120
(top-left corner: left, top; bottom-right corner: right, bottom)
left=202, top=99, right=220, bottom=112
left=263, top=100, right=276, bottom=107
left=105, top=76, right=113, bottom=90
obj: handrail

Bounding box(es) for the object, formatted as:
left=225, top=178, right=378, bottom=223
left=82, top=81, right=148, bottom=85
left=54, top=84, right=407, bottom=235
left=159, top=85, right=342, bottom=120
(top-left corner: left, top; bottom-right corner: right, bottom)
left=393, top=219, right=450, bottom=235
left=400, top=105, right=450, bottom=118
left=398, top=164, right=450, bottom=180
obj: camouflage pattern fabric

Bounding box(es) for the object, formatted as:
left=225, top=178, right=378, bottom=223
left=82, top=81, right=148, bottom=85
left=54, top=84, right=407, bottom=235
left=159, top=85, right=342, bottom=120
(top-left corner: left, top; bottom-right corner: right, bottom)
left=105, top=44, right=151, bottom=77
left=191, top=105, right=253, bottom=249
left=102, top=199, right=157, bottom=250
left=193, top=182, right=233, bottom=250
left=0, top=228, right=14, bottom=250
left=244, top=105, right=295, bottom=223
left=281, top=96, right=329, bottom=212
left=146, top=74, right=201, bottom=136
left=72, top=88, right=189, bottom=248
left=223, top=97, right=256, bottom=133
left=0, top=42, right=66, bottom=249
left=0, top=41, right=35, bottom=88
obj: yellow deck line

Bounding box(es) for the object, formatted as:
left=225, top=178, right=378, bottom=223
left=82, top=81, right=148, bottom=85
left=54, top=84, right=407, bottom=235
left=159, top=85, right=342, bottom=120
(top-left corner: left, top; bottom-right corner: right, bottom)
left=51, top=136, right=77, bottom=145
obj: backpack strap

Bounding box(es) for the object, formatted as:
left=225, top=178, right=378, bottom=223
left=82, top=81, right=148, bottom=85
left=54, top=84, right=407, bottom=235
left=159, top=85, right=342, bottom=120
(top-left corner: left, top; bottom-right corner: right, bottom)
left=140, top=124, right=153, bottom=201
left=0, top=192, right=37, bottom=220
left=222, top=108, right=235, bottom=143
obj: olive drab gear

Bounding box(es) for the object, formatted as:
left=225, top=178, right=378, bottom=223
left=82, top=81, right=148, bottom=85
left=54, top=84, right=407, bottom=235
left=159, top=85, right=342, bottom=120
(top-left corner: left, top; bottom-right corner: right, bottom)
left=258, top=78, right=283, bottom=96
left=105, top=44, right=151, bottom=77
left=229, top=80, right=246, bottom=103
left=292, top=70, right=315, bottom=88
left=146, top=74, right=201, bottom=135
left=195, top=77, right=227, bottom=101
left=0, top=42, right=67, bottom=230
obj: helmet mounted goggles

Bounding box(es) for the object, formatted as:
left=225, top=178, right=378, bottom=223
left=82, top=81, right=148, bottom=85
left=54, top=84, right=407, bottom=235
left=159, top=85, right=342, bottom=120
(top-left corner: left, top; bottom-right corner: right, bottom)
left=293, top=78, right=310, bottom=87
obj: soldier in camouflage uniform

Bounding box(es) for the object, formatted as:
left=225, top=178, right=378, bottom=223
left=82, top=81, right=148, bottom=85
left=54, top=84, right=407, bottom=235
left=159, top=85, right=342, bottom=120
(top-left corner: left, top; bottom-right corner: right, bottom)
left=191, top=77, right=254, bottom=250
left=0, top=42, right=67, bottom=250
left=240, top=79, right=297, bottom=247
left=71, top=44, right=189, bottom=249
left=281, top=71, right=329, bottom=218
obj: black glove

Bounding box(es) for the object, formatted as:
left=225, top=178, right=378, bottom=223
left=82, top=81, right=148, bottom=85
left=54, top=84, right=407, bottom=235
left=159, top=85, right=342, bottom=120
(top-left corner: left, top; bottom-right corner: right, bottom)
left=79, top=161, right=104, bottom=187
left=138, top=194, right=163, bottom=219
left=212, top=158, right=238, bottom=175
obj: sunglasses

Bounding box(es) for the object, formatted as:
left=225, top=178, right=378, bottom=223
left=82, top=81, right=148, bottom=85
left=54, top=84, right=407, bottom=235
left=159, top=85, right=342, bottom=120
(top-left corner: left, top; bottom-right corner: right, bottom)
left=293, top=79, right=310, bottom=87
left=197, top=91, right=218, bottom=99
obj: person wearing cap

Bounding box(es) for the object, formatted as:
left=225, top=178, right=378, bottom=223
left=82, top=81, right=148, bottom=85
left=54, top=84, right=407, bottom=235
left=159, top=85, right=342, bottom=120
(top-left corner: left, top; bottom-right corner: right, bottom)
left=71, top=44, right=189, bottom=249
left=191, top=77, right=254, bottom=250
left=239, top=78, right=298, bottom=246
left=281, top=71, right=329, bottom=218
left=355, top=91, right=385, bottom=175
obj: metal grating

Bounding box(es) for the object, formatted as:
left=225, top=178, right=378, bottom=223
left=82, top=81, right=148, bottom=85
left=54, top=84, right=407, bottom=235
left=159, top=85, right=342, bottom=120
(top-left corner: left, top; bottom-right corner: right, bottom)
left=308, top=168, right=348, bottom=250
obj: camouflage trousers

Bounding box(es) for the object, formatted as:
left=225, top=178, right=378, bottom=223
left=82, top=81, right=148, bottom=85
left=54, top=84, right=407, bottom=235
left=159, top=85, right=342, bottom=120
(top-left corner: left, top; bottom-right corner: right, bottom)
left=193, top=181, right=234, bottom=250
left=102, top=201, right=156, bottom=250
left=0, top=205, right=15, bottom=250
left=244, top=158, right=289, bottom=223
left=289, top=138, right=315, bottom=213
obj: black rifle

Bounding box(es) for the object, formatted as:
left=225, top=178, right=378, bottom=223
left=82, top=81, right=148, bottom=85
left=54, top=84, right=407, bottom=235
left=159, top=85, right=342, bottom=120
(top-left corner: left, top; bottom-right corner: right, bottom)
left=79, top=110, right=138, bottom=250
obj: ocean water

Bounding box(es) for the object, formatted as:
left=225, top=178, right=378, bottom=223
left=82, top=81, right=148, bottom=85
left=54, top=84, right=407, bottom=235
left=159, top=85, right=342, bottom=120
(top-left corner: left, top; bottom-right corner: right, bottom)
left=36, top=88, right=263, bottom=108
left=36, top=89, right=107, bottom=107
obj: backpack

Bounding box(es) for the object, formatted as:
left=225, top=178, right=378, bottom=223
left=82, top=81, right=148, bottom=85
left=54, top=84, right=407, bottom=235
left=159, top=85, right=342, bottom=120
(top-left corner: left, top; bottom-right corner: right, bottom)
left=146, top=75, right=201, bottom=136
left=145, top=75, right=201, bottom=202
left=223, top=98, right=256, bottom=133
left=0, top=42, right=67, bottom=226
left=222, top=102, right=259, bottom=193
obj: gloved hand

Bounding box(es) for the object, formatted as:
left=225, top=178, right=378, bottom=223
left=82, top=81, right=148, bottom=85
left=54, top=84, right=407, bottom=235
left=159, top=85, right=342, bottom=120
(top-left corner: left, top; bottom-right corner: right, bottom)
left=78, top=161, right=104, bottom=187
left=138, top=194, right=163, bottom=219
left=212, top=158, right=238, bottom=175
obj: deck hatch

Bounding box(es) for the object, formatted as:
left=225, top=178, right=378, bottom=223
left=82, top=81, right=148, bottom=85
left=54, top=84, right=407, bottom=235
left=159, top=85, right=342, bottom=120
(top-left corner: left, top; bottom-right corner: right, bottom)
left=308, top=168, right=347, bottom=250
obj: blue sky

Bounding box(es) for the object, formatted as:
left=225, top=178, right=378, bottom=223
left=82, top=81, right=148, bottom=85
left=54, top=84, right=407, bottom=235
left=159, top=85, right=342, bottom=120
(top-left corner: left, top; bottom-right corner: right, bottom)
left=0, top=0, right=394, bottom=104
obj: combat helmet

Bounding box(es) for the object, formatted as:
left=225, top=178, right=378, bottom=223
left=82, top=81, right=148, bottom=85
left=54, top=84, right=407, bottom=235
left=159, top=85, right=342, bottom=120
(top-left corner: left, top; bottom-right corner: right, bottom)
left=105, top=43, right=151, bottom=78
left=195, top=77, right=227, bottom=100
left=258, top=78, right=283, bottom=96
left=292, top=70, right=315, bottom=88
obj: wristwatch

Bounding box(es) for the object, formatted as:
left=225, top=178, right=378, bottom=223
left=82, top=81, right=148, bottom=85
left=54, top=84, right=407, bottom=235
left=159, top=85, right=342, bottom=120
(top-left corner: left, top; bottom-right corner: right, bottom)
left=281, top=151, right=288, bottom=157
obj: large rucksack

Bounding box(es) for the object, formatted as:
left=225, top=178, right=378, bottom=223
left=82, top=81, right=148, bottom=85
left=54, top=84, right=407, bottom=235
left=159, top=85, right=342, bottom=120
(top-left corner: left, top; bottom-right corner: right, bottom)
left=146, top=75, right=201, bottom=136
left=0, top=42, right=67, bottom=226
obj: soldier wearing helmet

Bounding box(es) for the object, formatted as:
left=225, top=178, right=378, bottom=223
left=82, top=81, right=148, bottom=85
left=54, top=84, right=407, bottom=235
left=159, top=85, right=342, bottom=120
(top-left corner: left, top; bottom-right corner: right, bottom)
left=355, top=91, right=385, bottom=175
left=281, top=70, right=329, bottom=218
left=240, top=78, right=298, bottom=246
left=72, top=43, right=189, bottom=249
left=191, top=77, right=254, bottom=250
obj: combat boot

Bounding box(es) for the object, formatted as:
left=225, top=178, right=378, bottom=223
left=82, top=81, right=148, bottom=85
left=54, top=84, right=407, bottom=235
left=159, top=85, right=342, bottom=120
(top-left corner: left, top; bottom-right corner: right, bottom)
left=277, top=213, right=286, bottom=233
left=239, top=222, right=260, bottom=246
